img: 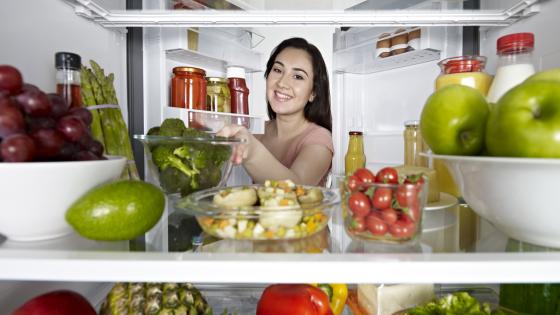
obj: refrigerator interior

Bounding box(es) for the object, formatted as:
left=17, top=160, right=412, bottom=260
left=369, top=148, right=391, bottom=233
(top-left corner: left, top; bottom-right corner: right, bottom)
left=1, top=0, right=559, bottom=313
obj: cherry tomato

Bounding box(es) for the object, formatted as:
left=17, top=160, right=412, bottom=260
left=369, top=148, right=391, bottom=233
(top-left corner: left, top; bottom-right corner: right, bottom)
left=380, top=207, right=398, bottom=225
left=371, top=187, right=393, bottom=209
left=396, top=184, right=419, bottom=208
left=348, top=192, right=371, bottom=218
left=366, top=214, right=388, bottom=235
left=389, top=217, right=416, bottom=238
left=350, top=216, right=366, bottom=232
left=346, top=175, right=362, bottom=192
left=375, top=167, right=399, bottom=184
left=353, top=168, right=376, bottom=184
left=407, top=204, right=421, bottom=222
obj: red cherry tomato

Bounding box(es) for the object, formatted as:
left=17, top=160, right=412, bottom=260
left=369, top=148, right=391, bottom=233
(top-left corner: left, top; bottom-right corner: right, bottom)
left=407, top=204, right=421, bottom=222
left=350, top=216, right=366, bottom=232
left=375, top=167, right=399, bottom=184
left=366, top=214, right=388, bottom=235
left=371, top=187, right=393, bottom=209
left=346, top=175, right=362, bottom=192
left=380, top=208, right=398, bottom=225
left=389, top=217, right=416, bottom=238
left=348, top=192, right=371, bottom=218
left=353, top=168, right=376, bottom=184
left=396, top=184, right=419, bottom=208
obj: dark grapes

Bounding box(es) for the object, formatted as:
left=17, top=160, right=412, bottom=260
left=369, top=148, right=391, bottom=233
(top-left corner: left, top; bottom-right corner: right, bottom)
left=0, top=97, right=25, bottom=138
left=0, top=133, right=36, bottom=162
left=89, top=139, right=104, bottom=157
left=56, top=115, right=86, bottom=142
left=0, top=65, right=23, bottom=95
left=47, top=93, right=69, bottom=118
left=73, top=151, right=99, bottom=161
left=26, top=116, right=56, bottom=132
left=15, top=90, right=52, bottom=117
left=66, top=107, right=92, bottom=125
left=30, top=128, right=65, bottom=159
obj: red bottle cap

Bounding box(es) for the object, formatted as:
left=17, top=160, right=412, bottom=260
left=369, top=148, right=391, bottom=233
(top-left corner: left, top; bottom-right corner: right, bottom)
left=439, top=56, right=486, bottom=74
left=497, top=32, right=534, bottom=54
left=349, top=131, right=363, bottom=135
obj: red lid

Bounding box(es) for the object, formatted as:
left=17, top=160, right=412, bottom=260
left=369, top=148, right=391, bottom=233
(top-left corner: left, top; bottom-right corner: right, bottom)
left=438, top=56, right=487, bottom=74
left=497, top=32, right=534, bottom=54
left=349, top=131, right=363, bottom=135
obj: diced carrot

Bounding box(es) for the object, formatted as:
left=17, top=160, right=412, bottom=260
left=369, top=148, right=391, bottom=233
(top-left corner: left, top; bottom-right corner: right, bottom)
left=279, top=199, right=291, bottom=206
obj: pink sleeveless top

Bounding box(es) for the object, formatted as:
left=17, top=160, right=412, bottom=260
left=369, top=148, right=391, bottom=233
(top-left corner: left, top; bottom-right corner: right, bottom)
left=261, top=122, right=334, bottom=186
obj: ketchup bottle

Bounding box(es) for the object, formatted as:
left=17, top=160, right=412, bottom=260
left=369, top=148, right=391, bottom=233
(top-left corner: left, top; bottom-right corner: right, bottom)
left=55, top=52, right=82, bottom=108
left=226, top=66, right=250, bottom=128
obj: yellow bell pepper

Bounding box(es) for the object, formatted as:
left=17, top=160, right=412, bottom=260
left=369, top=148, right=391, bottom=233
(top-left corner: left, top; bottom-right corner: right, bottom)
left=311, top=283, right=348, bottom=315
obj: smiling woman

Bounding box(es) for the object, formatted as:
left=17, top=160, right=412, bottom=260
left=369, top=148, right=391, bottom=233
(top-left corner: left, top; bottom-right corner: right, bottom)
left=218, top=37, right=333, bottom=186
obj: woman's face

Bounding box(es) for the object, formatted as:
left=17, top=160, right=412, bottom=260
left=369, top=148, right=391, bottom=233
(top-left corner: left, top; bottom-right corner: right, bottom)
left=266, top=47, right=315, bottom=117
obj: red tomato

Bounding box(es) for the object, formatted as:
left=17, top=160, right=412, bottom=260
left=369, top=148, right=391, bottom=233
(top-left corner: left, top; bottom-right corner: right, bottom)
left=389, top=217, right=416, bottom=238
left=380, top=208, right=398, bottom=225
left=349, top=216, right=366, bottom=232
left=346, top=175, right=362, bottom=192
left=396, top=184, right=419, bottom=208
left=348, top=192, right=371, bottom=218
left=353, top=168, right=376, bottom=184
left=407, top=204, right=421, bottom=222
left=371, top=187, right=393, bottom=209
left=375, top=167, right=399, bottom=184
left=366, top=214, right=388, bottom=235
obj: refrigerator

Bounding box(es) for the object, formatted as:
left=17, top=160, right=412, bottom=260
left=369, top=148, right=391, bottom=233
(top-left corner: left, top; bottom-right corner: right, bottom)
left=1, top=0, right=559, bottom=313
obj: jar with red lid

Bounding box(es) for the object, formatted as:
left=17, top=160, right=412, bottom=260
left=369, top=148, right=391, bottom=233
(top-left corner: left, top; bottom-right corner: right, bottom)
left=170, top=66, right=207, bottom=110
left=486, top=32, right=535, bottom=103
left=435, top=55, right=493, bottom=96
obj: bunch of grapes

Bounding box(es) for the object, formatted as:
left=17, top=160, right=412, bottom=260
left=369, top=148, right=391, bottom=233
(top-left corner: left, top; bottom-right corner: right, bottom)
left=0, top=65, right=104, bottom=162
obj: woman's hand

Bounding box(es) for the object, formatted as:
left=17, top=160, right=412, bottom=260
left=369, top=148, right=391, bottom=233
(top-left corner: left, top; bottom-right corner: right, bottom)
left=217, top=124, right=252, bottom=165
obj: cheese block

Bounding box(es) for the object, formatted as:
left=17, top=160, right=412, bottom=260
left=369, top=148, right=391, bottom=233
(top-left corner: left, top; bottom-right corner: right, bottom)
left=395, top=165, right=440, bottom=203
left=357, top=284, right=435, bottom=315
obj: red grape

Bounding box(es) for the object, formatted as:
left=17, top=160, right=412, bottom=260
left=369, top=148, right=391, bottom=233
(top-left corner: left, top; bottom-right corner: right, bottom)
left=15, top=90, right=52, bottom=117
left=56, top=116, right=86, bottom=142
left=0, top=65, right=23, bottom=95
left=26, top=116, right=56, bottom=132
left=47, top=93, right=69, bottom=118
left=67, top=107, right=92, bottom=125
left=21, top=83, right=40, bottom=93
left=58, top=141, right=79, bottom=160
left=0, top=97, right=25, bottom=138
left=30, top=128, right=65, bottom=159
left=0, top=133, right=36, bottom=162
left=74, top=151, right=99, bottom=161
left=89, top=140, right=104, bottom=157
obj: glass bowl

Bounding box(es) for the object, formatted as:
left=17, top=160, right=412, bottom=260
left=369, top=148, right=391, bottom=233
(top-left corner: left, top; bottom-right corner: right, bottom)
left=174, top=182, right=340, bottom=241
left=134, top=134, right=243, bottom=197
left=341, top=178, right=428, bottom=244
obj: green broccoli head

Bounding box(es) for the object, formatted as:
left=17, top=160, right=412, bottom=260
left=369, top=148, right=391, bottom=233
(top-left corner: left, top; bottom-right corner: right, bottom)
left=147, top=126, right=160, bottom=136
left=159, top=118, right=187, bottom=137
left=183, top=127, right=209, bottom=138
left=151, top=145, right=175, bottom=170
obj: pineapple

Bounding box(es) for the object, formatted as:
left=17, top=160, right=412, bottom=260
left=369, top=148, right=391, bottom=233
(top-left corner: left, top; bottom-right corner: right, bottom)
left=100, top=282, right=213, bottom=315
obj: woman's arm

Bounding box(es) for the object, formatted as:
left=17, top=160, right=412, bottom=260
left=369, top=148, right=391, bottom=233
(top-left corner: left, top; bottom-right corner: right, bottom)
left=217, top=125, right=332, bottom=185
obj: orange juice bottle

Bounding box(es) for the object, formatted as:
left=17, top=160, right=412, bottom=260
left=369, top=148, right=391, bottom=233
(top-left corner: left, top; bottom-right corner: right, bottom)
left=345, top=131, right=366, bottom=176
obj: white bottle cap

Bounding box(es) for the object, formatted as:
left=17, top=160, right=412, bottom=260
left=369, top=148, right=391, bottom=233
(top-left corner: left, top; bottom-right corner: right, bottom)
left=227, top=66, right=246, bottom=79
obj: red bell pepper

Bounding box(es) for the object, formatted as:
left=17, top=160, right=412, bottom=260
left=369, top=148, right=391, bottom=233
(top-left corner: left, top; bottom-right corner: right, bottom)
left=257, top=284, right=334, bottom=315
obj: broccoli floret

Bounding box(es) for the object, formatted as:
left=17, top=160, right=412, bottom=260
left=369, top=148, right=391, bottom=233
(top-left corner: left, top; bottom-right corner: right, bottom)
left=159, top=167, right=192, bottom=194
left=147, top=126, right=160, bottom=136
left=151, top=145, right=175, bottom=169
left=183, top=127, right=209, bottom=138
left=159, top=118, right=186, bottom=137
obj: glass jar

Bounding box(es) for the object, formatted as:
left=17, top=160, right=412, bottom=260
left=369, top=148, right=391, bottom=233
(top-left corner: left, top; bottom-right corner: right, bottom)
left=403, top=120, right=428, bottom=167
left=55, top=52, right=82, bottom=108
left=486, top=32, right=535, bottom=103
left=345, top=131, right=366, bottom=176
left=171, top=66, right=207, bottom=110
left=435, top=55, right=493, bottom=96
left=206, top=77, right=231, bottom=113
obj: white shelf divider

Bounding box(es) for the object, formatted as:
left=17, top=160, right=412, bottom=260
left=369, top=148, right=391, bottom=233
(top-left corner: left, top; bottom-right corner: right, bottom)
left=336, top=49, right=441, bottom=74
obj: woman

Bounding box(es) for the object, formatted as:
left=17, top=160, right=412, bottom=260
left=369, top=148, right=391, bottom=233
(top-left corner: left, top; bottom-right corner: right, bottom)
left=218, top=37, right=333, bottom=186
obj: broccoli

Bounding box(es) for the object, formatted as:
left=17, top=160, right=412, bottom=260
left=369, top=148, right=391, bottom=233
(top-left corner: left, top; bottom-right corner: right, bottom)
left=159, top=167, right=192, bottom=194
left=159, top=118, right=186, bottom=137
left=147, top=126, right=160, bottom=136
left=151, top=145, right=199, bottom=178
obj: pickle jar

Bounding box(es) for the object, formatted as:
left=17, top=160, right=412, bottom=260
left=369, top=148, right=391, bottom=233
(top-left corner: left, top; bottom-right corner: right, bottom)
left=403, top=120, right=428, bottom=167
left=171, top=66, right=207, bottom=110
left=206, top=77, right=231, bottom=113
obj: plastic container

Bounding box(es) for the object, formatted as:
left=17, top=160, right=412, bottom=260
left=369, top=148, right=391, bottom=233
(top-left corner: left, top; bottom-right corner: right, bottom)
left=390, top=29, right=408, bottom=56
left=376, top=33, right=391, bottom=58
left=227, top=66, right=250, bottom=128
left=487, top=32, right=535, bottom=103
left=435, top=55, right=493, bottom=96
left=175, top=181, right=340, bottom=241
left=342, top=178, right=428, bottom=244
left=171, top=66, right=207, bottom=110
left=55, top=52, right=82, bottom=108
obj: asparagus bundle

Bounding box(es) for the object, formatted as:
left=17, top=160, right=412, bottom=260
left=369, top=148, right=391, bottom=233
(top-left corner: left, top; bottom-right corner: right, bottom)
left=81, top=60, right=140, bottom=180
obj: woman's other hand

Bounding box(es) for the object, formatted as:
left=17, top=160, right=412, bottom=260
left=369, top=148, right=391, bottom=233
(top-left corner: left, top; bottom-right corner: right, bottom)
left=217, top=124, right=252, bottom=165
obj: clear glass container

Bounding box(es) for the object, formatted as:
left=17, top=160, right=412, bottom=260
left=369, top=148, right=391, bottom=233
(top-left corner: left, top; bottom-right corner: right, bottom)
left=403, top=120, right=428, bottom=167
left=55, top=52, right=82, bottom=108
left=206, top=77, right=231, bottom=113
left=435, top=55, right=493, bottom=96
left=345, top=131, right=366, bottom=176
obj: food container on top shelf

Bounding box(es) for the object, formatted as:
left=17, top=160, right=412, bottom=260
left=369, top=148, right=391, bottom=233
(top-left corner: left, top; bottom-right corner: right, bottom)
left=133, top=134, right=241, bottom=198
left=341, top=174, right=428, bottom=244
left=425, top=153, right=560, bottom=248
left=435, top=55, right=493, bottom=96
left=0, top=156, right=126, bottom=241
left=376, top=33, right=392, bottom=58
left=390, top=29, right=409, bottom=56
left=174, top=180, right=340, bottom=241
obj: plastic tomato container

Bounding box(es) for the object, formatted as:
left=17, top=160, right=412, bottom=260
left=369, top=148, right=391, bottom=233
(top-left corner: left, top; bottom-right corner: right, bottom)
left=342, top=178, right=427, bottom=243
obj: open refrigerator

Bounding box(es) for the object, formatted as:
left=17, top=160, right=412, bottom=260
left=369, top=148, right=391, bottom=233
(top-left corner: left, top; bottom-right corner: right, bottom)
left=1, top=0, right=560, bottom=313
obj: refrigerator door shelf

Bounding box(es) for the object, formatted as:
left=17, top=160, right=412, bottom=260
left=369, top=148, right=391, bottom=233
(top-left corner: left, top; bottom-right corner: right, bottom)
left=164, top=107, right=266, bottom=134
left=336, top=48, right=440, bottom=74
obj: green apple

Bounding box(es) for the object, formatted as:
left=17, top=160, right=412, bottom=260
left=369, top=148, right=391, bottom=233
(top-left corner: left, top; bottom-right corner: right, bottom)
left=525, top=67, right=560, bottom=84
left=420, top=85, right=489, bottom=155
left=486, top=81, right=560, bottom=157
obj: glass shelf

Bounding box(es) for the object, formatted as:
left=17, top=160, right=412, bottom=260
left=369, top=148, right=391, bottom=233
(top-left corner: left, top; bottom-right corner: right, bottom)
left=335, top=48, right=441, bottom=74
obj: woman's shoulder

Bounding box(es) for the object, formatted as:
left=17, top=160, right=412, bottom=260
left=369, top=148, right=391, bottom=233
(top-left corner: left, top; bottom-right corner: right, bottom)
left=304, top=123, right=332, bottom=139
left=299, top=123, right=333, bottom=152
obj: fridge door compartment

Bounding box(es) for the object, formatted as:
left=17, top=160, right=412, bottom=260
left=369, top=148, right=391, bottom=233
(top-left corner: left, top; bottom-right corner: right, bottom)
left=336, top=48, right=441, bottom=74
left=164, top=107, right=265, bottom=134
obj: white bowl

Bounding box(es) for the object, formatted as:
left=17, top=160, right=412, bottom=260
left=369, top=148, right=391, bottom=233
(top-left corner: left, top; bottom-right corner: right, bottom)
left=0, top=156, right=126, bottom=241
left=428, top=153, right=560, bottom=248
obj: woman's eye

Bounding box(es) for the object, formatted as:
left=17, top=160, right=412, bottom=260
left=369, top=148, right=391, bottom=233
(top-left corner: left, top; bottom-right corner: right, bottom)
left=294, top=74, right=304, bottom=80
left=272, top=68, right=282, bottom=74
